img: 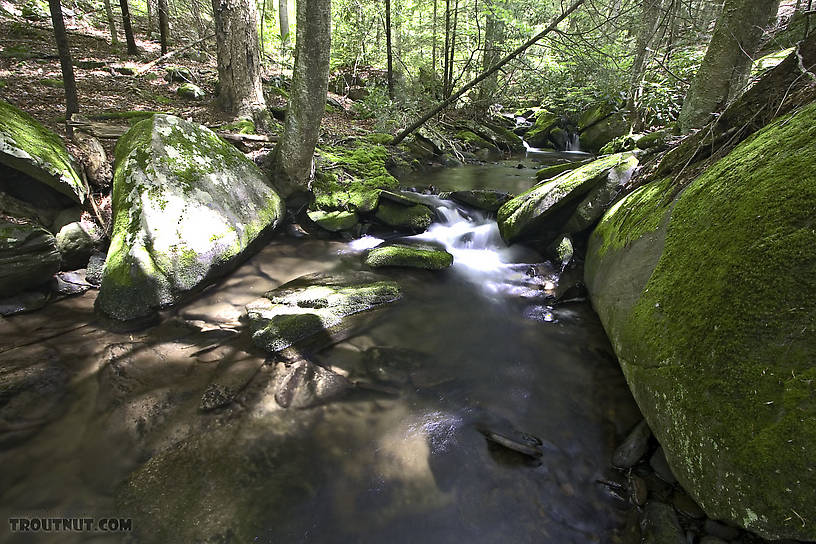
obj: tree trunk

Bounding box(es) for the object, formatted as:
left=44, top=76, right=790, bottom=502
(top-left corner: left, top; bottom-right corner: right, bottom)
left=478, top=0, right=503, bottom=106
left=47, top=0, right=79, bottom=119
left=432, top=0, right=437, bottom=72
left=146, top=0, right=152, bottom=39
left=103, top=0, right=119, bottom=45
left=443, top=0, right=450, bottom=96
left=158, top=0, right=170, bottom=54
left=679, top=0, right=780, bottom=131
left=212, top=0, right=267, bottom=125
left=119, top=0, right=139, bottom=55
left=279, top=0, right=289, bottom=53
left=272, top=0, right=332, bottom=196
left=626, top=0, right=666, bottom=129
left=446, top=0, right=458, bottom=98
left=386, top=0, right=394, bottom=99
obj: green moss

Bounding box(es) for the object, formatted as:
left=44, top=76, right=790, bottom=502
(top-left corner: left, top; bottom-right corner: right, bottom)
left=220, top=118, right=256, bottom=134
left=524, top=109, right=559, bottom=143
left=374, top=201, right=433, bottom=231
left=535, top=159, right=591, bottom=181
left=455, top=130, right=494, bottom=149
left=0, top=99, right=84, bottom=202
left=306, top=209, right=358, bottom=232
left=618, top=102, right=816, bottom=539
left=89, top=110, right=167, bottom=122
left=364, top=243, right=453, bottom=270
left=40, top=78, right=64, bottom=88
left=365, top=132, right=393, bottom=145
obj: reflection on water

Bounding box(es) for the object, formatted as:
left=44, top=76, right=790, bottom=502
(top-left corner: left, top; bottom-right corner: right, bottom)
left=0, top=163, right=640, bottom=544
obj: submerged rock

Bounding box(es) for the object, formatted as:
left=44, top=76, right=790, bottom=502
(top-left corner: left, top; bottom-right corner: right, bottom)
left=95, top=114, right=284, bottom=325
left=364, top=242, right=453, bottom=270
left=497, top=152, right=637, bottom=244
left=585, top=103, right=816, bottom=539
left=270, top=359, right=350, bottom=409
left=640, top=502, right=685, bottom=544
left=0, top=99, right=85, bottom=204
left=612, top=419, right=652, bottom=469
left=246, top=272, right=401, bottom=353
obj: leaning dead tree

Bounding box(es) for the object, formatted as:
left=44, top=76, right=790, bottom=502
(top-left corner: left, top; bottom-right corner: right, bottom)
left=390, top=0, right=585, bottom=145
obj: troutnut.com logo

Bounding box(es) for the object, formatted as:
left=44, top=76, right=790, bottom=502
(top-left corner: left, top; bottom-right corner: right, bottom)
left=8, top=517, right=133, bottom=532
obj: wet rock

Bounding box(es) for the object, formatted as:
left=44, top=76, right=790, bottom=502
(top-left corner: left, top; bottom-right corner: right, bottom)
left=672, top=490, right=705, bottom=519
left=703, top=520, right=740, bottom=541
left=0, top=212, right=61, bottom=297
left=50, top=270, right=92, bottom=296
left=449, top=189, right=512, bottom=212
left=0, top=289, right=49, bottom=316
left=523, top=109, right=560, bottom=148
left=640, top=502, right=685, bottom=544
left=364, top=242, right=453, bottom=270
left=177, top=83, right=205, bottom=100
left=378, top=189, right=435, bottom=208
left=246, top=271, right=401, bottom=353
left=0, top=99, right=86, bottom=204
left=548, top=235, right=573, bottom=270
left=95, top=114, right=285, bottom=325
left=55, top=218, right=105, bottom=269
left=497, top=152, right=637, bottom=244
left=199, top=357, right=264, bottom=411
left=306, top=209, right=358, bottom=232
left=650, top=447, right=677, bottom=484
left=612, top=419, right=652, bottom=468
left=478, top=426, right=545, bottom=458
left=374, top=200, right=433, bottom=232
left=270, top=359, right=350, bottom=409
left=629, top=475, right=649, bottom=506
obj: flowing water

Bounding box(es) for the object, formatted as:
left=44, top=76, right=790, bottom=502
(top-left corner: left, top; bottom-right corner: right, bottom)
left=0, top=161, right=641, bottom=543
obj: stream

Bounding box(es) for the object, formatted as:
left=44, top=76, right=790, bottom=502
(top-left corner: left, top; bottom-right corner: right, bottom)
left=0, top=159, right=642, bottom=543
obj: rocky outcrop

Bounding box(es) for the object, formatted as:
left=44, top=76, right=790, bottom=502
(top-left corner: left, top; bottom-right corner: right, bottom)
left=585, top=103, right=816, bottom=540
left=497, top=152, right=638, bottom=244
left=95, top=114, right=285, bottom=325
left=0, top=99, right=85, bottom=204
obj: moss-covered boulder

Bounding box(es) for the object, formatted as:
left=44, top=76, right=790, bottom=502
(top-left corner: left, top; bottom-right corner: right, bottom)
left=0, top=195, right=60, bottom=297
left=177, top=83, right=205, bottom=100
left=578, top=102, right=628, bottom=153
left=313, top=143, right=400, bottom=213
left=449, top=189, right=512, bottom=212
left=456, top=130, right=496, bottom=150
left=497, top=152, right=636, bottom=244
left=364, top=242, right=453, bottom=270
left=375, top=200, right=433, bottom=232
left=585, top=103, right=816, bottom=540
left=0, top=99, right=85, bottom=204
left=96, top=114, right=284, bottom=324
left=524, top=109, right=560, bottom=148
left=306, top=209, right=358, bottom=232
left=246, top=272, right=401, bottom=353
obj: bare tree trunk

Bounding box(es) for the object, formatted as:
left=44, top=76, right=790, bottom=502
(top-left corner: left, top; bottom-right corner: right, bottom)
left=626, top=0, right=666, bottom=129
left=146, top=0, right=153, bottom=39
left=446, top=0, right=458, bottom=98
left=260, top=0, right=267, bottom=58
left=392, top=0, right=584, bottom=144
left=119, top=0, right=139, bottom=55
left=212, top=0, right=268, bottom=124
left=158, top=0, right=170, bottom=54
left=443, top=0, right=450, bottom=96
left=279, top=0, right=289, bottom=54
left=679, top=0, right=781, bottom=131
left=272, top=0, right=332, bottom=196
left=478, top=0, right=503, bottom=105
left=386, top=0, right=394, bottom=99
left=47, top=0, right=79, bottom=120
left=432, top=0, right=437, bottom=72
left=103, top=0, right=119, bottom=45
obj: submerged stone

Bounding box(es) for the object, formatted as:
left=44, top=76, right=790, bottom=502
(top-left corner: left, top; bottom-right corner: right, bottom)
left=585, top=102, right=816, bottom=540
left=95, top=114, right=284, bottom=324
left=497, top=152, right=636, bottom=244
left=246, top=272, right=401, bottom=353
left=364, top=242, right=453, bottom=270
left=0, top=99, right=85, bottom=204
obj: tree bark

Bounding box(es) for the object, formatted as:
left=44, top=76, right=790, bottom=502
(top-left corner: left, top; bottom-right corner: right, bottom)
left=679, top=0, right=780, bottom=131
left=119, top=0, right=139, bottom=55
left=279, top=0, right=290, bottom=53
left=146, top=0, right=153, bottom=39
left=212, top=0, right=268, bottom=124
left=392, top=0, right=584, bottom=144
left=432, top=0, right=437, bottom=72
left=386, top=0, right=394, bottom=99
left=47, top=0, right=79, bottom=119
left=103, top=0, right=119, bottom=45
left=272, top=0, right=332, bottom=196
left=626, top=0, right=666, bottom=129
left=477, top=0, right=503, bottom=105
left=158, top=0, right=170, bottom=54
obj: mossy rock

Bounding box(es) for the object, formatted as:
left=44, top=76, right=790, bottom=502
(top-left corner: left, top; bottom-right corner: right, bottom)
left=95, top=114, right=285, bottom=324
left=220, top=118, right=256, bottom=134
left=306, top=209, right=358, bottom=232
left=449, top=189, right=512, bottom=212
left=578, top=102, right=629, bottom=153
left=536, top=159, right=593, bottom=181
left=364, top=242, right=453, bottom=270
left=177, top=83, right=205, bottom=100
left=456, top=130, right=495, bottom=150
left=0, top=198, right=60, bottom=297
left=40, top=78, right=64, bottom=88
left=524, top=109, right=560, bottom=148
left=365, top=133, right=393, bottom=145
left=0, top=99, right=85, bottom=204
left=585, top=102, right=816, bottom=540
left=164, top=66, right=193, bottom=83
left=314, top=143, right=400, bottom=213
left=246, top=271, right=401, bottom=353
left=374, top=200, right=433, bottom=232
left=497, top=152, right=636, bottom=244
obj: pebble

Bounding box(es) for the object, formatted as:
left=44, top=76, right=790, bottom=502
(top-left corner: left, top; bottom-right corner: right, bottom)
left=650, top=447, right=678, bottom=484
left=613, top=419, right=652, bottom=468
left=703, top=519, right=740, bottom=541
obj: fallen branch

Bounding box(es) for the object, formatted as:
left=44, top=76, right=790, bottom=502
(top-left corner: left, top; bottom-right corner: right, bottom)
left=134, top=33, right=214, bottom=76
left=391, top=0, right=584, bottom=145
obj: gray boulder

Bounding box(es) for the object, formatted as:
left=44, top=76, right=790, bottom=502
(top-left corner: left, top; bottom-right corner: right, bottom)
left=95, top=114, right=285, bottom=324
left=55, top=218, right=105, bottom=269
left=0, top=199, right=60, bottom=297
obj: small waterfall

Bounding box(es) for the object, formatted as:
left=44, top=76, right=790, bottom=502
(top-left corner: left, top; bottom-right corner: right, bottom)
left=565, top=132, right=580, bottom=151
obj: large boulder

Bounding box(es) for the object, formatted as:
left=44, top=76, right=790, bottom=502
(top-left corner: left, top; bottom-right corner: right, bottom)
left=497, top=152, right=637, bottom=244
left=0, top=99, right=86, bottom=204
left=95, top=114, right=284, bottom=324
left=578, top=102, right=629, bottom=153
left=585, top=103, right=816, bottom=540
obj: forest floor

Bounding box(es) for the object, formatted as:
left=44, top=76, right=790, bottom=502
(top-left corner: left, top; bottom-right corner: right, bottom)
left=0, top=12, right=374, bottom=146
